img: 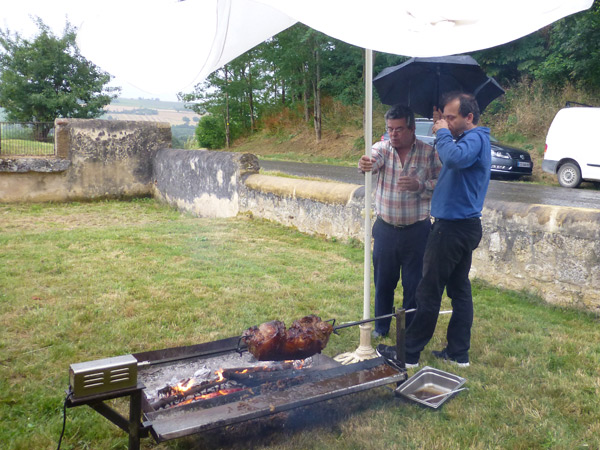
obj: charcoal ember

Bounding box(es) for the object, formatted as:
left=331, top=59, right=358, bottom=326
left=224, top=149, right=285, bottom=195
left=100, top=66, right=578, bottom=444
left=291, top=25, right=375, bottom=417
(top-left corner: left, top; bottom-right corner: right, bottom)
left=260, top=376, right=305, bottom=393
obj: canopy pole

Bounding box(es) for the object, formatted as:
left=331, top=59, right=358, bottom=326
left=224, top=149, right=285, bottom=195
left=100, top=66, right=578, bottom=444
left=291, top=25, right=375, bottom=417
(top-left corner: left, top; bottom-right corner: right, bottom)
left=335, top=48, right=377, bottom=365
left=362, top=48, right=373, bottom=323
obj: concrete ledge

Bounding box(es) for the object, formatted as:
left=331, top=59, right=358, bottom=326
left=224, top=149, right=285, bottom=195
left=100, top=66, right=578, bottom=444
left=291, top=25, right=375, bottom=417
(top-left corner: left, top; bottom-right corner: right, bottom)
left=483, top=199, right=600, bottom=239
left=244, top=173, right=363, bottom=205
left=240, top=174, right=365, bottom=241
left=0, top=157, right=71, bottom=173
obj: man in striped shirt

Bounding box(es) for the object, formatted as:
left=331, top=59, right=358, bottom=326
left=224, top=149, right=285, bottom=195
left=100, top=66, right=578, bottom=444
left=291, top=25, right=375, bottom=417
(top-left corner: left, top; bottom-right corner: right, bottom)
left=359, top=104, right=442, bottom=338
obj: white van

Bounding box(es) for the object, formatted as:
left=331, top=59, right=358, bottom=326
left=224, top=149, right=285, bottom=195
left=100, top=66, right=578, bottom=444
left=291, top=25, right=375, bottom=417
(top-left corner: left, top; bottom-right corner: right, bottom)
left=542, top=105, right=600, bottom=188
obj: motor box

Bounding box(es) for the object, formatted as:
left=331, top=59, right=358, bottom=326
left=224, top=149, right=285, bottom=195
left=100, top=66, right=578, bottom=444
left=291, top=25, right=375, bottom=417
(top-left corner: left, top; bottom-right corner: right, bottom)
left=69, top=354, right=138, bottom=399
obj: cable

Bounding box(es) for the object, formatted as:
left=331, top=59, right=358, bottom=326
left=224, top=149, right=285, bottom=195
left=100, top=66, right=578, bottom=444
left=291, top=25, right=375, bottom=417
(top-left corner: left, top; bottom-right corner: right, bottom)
left=56, top=389, right=73, bottom=450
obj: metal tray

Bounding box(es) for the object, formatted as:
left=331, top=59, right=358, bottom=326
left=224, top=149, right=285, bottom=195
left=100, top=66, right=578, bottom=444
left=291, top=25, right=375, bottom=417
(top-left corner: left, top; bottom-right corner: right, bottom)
left=395, top=366, right=466, bottom=409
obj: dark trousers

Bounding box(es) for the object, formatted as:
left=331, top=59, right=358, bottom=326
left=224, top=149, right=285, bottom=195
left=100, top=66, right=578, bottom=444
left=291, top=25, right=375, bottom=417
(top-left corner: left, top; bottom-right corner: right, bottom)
left=372, top=217, right=431, bottom=334
left=405, top=218, right=482, bottom=362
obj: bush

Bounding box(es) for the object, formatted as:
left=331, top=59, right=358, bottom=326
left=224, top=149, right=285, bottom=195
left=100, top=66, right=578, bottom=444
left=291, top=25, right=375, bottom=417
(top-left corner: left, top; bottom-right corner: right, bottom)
left=196, top=115, right=226, bottom=149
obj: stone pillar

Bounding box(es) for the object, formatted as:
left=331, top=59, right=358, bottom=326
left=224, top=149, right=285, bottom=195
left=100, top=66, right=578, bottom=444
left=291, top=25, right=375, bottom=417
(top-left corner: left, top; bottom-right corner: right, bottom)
left=54, top=118, right=70, bottom=158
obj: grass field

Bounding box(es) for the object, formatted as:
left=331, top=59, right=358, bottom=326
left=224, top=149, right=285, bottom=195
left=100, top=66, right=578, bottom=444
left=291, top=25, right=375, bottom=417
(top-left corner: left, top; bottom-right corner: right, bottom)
left=1, top=200, right=599, bottom=449
left=102, top=105, right=200, bottom=126
left=0, top=138, right=55, bottom=156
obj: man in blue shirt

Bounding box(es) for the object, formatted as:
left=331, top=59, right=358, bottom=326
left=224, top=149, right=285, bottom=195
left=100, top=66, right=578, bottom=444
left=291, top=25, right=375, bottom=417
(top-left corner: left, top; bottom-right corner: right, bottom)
left=404, top=92, right=491, bottom=368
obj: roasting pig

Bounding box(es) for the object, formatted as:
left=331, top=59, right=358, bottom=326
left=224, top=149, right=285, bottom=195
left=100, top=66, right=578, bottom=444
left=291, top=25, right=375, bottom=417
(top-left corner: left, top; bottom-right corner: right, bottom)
left=242, top=315, right=334, bottom=361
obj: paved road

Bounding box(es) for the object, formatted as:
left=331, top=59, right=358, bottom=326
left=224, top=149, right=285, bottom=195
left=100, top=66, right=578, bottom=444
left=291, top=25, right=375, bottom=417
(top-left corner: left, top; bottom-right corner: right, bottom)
left=259, top=159, right=600, bottom=210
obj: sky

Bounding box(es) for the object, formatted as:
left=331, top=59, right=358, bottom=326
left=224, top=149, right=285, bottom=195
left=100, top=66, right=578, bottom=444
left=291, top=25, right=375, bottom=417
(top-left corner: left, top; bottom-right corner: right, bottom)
left=0, top=0, right=219, bottom=102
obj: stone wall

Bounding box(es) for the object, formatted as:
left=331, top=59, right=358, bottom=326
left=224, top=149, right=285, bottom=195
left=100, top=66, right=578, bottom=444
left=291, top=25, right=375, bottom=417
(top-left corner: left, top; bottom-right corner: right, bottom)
left=152, top=149, right=259, bottom=217
left=475, top=200, right=600, bottom=312
left=0, top=118, right=171, bottom=202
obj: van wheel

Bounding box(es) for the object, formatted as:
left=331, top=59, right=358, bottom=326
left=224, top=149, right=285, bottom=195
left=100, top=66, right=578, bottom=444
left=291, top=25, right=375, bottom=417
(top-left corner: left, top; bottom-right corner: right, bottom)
left=557, top=163, right=582, bottom=188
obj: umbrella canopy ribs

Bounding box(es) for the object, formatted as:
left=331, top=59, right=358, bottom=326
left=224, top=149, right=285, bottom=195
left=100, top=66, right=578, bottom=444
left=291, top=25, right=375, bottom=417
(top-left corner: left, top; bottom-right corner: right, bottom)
left=242, top=315, right=334, bottom=361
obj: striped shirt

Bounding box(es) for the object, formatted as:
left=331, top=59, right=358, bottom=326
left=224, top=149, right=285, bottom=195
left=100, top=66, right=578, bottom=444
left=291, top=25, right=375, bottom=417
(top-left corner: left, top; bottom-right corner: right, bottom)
left=369, top=139, right=441, bottom=226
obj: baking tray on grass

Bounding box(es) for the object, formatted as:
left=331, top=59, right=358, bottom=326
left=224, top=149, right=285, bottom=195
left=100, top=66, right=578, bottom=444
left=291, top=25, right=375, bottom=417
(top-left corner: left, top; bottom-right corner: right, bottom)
left=395, top=366, right=466, bottom=409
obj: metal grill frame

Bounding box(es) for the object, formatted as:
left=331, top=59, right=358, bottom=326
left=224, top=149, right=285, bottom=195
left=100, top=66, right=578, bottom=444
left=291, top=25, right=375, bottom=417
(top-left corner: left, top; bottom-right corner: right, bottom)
left=66, top=309, right=408, bottom=449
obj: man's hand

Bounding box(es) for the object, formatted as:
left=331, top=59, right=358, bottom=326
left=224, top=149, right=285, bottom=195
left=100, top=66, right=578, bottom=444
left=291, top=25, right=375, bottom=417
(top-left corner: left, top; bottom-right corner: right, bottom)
left=359, top=155, right=375, bottom=172
left=397, top=176, right=419, bottom=191
left=432, top=118, right=448, bottom=134
left=432, top=106, right=442, bottom=122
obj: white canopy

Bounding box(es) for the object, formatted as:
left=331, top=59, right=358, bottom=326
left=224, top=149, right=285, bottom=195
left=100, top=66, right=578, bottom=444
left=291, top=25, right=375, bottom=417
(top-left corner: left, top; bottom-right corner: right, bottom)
left=73, top=0, right=593, bottom=99
left=1, top=0, right=593, bottom=99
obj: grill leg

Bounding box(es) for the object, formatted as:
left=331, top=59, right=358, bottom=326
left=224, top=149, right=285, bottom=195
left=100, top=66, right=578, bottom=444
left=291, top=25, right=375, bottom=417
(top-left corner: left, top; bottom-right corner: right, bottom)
left=129, top=389, right=142, bottom=450
left=68, top=385, right=146, bottom=450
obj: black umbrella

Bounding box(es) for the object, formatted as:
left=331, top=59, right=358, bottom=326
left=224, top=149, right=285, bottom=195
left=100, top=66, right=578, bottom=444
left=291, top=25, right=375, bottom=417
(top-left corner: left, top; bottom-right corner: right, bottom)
left=373, top=55, right=504, bottom=118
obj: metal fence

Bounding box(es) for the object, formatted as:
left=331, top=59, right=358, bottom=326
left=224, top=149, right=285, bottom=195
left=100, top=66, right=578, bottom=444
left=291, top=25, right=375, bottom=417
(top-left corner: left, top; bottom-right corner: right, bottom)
left=0, top=122, right=56, bottom=156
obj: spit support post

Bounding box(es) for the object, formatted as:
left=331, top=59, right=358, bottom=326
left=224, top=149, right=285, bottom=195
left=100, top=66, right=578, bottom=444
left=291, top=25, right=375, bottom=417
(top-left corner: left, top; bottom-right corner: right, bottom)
left=395, top=308, right=406, bottom=369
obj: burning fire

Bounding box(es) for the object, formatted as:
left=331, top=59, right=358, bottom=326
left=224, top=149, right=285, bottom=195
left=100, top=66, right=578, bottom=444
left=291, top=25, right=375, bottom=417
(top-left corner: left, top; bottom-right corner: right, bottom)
left=175, top=387, right=244, bottom=407
left=154, top=358, right=311, bottom=410
left=173, top=378, right=196, bottom=394
left=288, top=359, right=307, bottom=369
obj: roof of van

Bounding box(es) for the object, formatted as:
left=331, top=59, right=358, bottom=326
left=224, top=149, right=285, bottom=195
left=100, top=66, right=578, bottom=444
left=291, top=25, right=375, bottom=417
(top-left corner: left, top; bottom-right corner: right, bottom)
left=554, top=106, right=600, bottom=119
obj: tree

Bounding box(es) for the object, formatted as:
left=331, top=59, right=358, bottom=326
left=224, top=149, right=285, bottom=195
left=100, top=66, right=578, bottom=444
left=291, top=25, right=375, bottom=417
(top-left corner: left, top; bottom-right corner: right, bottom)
left=0, top=17, right=119, bottom=135
left=472, top=3, right=600, bottom=91
left=535, top=1, right=600, bottom=90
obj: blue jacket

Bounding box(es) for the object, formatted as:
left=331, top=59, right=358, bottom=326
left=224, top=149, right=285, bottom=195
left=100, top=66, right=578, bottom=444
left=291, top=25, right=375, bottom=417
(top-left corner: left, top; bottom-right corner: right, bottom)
left=431, top=126, right=491, bottom=219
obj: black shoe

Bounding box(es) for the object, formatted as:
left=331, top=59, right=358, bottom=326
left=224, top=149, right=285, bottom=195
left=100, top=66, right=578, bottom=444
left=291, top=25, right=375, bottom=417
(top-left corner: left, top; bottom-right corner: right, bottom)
left=376, top=344, right=419, bottom=369
left=375, top=344, right=405, bottom=371
left=432, top=348, right=470, bottom=367
left=372, top=330, right=388, bottom=339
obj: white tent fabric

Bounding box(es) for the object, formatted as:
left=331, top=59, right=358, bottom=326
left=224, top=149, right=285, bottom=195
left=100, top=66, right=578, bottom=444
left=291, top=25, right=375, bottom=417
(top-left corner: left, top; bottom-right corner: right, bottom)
left=260, top=0, right=595, bottom=59
left=73, top=0, right=297, bottom=99
left=73, top=0, right=593, bottom=99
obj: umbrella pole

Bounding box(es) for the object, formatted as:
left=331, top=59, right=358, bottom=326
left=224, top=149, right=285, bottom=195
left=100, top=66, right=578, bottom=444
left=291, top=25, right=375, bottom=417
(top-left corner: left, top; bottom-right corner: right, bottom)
left=335, top=48, right=377, bottom=365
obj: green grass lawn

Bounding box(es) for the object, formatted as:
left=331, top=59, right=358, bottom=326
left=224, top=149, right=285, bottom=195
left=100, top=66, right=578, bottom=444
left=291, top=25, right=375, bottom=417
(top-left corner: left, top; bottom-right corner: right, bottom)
left=0, top=138, right=55, bottom=156
left=1, top=199, right=599, bottom=450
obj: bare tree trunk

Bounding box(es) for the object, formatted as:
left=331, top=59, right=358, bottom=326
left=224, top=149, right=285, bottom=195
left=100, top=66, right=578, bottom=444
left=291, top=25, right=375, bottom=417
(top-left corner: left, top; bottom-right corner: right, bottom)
left=303, top=65, right=310, bottom=123
left=248, top=68, right=255, bottom=132
left=224, top=65, right=230, bottom=149
left=313, top=47, right=321, bottom=142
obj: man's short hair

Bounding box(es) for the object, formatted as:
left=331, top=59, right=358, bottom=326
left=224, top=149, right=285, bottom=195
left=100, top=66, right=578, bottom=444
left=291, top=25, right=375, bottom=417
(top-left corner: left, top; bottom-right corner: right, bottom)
left=384, top=104, right=415, bottom=129
left=440, top=92, right=480, bottom=125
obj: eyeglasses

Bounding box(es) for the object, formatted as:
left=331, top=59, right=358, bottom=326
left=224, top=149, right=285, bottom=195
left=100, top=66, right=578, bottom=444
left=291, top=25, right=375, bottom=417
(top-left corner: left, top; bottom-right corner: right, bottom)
left=386, top=127, right=406, bottom=135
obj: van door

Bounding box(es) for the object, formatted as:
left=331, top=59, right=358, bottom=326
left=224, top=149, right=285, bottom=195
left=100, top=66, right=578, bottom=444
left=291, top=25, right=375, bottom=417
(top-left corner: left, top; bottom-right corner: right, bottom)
left=579, top=151, right=600, bottom=181
left=571, top=108, right=600, bottom=182
left=544, top=107, right=600, bottom=183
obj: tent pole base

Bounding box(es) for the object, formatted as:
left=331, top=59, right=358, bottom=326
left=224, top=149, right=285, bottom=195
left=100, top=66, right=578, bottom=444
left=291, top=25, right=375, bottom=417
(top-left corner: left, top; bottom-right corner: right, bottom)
left=334, top=323, right=377, bottom=365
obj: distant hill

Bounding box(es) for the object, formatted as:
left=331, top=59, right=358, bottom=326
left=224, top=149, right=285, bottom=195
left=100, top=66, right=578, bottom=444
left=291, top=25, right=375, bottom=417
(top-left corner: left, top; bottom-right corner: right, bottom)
left=110, top=97, right=190, bottom=111
left=101, top=97, right=201, bottom=127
